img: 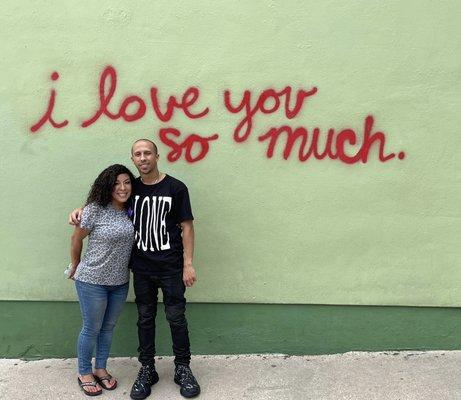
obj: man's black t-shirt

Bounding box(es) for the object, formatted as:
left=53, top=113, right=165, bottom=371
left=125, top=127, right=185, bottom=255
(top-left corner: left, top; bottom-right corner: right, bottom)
left=129, top=175, right=194, bottom=276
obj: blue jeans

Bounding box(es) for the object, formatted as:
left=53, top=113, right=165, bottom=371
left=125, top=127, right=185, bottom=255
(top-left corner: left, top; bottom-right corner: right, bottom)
left=75, top=280, right=129, bottom=375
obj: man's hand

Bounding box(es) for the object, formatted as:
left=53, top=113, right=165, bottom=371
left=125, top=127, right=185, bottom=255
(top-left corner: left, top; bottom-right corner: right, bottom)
left=181, top=220, right=196, bottom=287
left=183, top=264, right=197, bottom=287
left=69, top=208, right=83, bottom=225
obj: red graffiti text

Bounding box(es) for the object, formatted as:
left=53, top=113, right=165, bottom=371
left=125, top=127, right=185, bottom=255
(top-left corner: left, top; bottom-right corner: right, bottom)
left=159, top=128, right=219, bottom=163
left=81, top=66, right=209, bottom=127
left=29, top=65, right=405, bottom=164
left=224, top=86, right=318, bottom=142
left=258, top=115, right=405, bottom=163
left=30, top=72, right=69, bottom=133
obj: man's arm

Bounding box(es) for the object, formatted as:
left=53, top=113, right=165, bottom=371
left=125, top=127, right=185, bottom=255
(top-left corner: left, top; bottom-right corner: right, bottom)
left=181, top=220, right=196, bottom=287
left=69, top=207, right=83, bottom=225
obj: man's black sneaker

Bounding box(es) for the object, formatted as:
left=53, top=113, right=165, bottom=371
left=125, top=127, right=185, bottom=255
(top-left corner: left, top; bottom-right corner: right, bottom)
left=130, top=365, right=159, bottom=400
left=174, top=364, right=201, bottom=398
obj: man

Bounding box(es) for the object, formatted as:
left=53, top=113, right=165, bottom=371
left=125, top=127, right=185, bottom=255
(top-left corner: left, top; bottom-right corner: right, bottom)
left=70, top=139, right=200, bottom=399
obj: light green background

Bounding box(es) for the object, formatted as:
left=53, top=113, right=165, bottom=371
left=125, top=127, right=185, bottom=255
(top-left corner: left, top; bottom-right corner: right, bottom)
left=0, top=0, right=459, bottom=306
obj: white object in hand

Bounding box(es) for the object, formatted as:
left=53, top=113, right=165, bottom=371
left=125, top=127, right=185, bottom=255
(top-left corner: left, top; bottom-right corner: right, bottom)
left=64, top=263, right=73, bottom=278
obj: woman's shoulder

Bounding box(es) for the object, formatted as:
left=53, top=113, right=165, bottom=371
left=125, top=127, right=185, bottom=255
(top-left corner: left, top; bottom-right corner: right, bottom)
left=83, top=202, right=103, bottom=212
left=80, top=203, right=106, bottom=230
left=82, top=202, right=107, bottom=219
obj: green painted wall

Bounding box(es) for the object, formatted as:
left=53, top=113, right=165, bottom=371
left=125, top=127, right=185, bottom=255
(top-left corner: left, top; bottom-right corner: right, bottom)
left=0, top=0, right=460, bottom=309
left=2, top=301, right=461, bottom=359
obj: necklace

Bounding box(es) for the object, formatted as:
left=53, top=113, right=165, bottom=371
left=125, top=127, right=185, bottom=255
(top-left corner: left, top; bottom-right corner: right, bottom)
left=141, top=172, right=162, bottom=185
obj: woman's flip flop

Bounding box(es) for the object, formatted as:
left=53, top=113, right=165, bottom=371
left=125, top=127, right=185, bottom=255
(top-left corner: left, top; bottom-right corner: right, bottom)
left=77, top=377, right=102, bottom=396
left=95, top=374, right=118, bottom=390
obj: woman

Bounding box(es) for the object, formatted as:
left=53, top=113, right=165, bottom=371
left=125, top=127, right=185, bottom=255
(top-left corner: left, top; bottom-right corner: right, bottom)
left=69, top=164, right=135, bottom=396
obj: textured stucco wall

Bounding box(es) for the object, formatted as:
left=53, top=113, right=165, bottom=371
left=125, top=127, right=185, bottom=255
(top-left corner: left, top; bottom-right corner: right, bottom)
left=0, top=0, right=459, bottom=305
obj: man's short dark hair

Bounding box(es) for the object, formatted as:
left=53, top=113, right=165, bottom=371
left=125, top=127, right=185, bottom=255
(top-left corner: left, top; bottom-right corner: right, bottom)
left=131, top=139, right=158, bottom=155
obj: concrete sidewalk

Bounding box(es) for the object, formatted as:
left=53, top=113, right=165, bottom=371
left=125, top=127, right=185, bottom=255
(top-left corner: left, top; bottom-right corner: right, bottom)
left=1, top=351, right=460, bottom=400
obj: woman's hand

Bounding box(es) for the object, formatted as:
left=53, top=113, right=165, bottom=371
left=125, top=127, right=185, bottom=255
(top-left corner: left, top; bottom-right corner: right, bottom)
left=70, top=226, right=89, bottom=277
left=68, top=265, right=77, bottom=280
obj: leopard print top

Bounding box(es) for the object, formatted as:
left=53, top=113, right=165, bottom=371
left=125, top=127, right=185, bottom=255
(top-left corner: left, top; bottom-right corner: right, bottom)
left=74, top=203, right=134, bottom=286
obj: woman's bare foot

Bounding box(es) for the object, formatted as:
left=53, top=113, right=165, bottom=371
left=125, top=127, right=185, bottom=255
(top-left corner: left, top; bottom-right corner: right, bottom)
left=94, top=368, right=117, bottom=389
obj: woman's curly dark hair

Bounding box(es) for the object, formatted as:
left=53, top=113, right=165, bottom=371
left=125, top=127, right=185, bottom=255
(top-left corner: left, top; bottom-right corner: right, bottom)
left=85, top=164, right=136, bottom=209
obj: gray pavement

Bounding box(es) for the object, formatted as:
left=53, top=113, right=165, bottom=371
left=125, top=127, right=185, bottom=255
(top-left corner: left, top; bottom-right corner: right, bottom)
left=1, top=351, right=460, bottom=400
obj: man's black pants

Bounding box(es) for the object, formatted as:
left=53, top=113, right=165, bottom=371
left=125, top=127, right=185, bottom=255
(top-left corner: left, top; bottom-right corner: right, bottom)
left=133, top=272, right=191, bottom=366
